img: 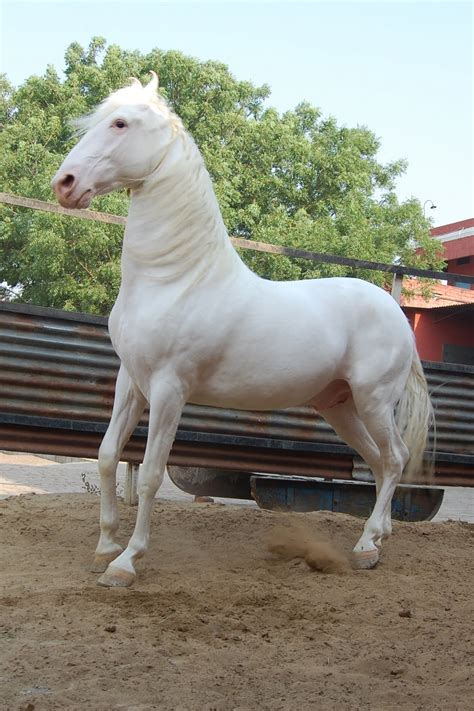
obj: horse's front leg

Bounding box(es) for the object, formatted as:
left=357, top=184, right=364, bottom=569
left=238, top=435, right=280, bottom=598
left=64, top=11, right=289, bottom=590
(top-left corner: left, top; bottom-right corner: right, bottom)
left=92, top=365, right=146, bottom=573
left=97, top=377, right=186, bottom=587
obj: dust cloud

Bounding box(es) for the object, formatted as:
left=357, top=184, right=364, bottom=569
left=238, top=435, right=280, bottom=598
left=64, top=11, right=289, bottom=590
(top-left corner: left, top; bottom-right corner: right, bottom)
left=267, top=521, right=350, bottom=574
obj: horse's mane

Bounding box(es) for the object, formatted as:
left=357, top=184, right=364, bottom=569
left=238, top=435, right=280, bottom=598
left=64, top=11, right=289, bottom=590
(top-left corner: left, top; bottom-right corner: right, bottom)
left=73, top=73, right=183, bottom=136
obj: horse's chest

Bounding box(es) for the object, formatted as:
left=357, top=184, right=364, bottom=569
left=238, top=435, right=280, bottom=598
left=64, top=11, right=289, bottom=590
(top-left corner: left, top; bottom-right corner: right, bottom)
left=108, top=301, right=202, bottom=388
left=109, top=306, right=172, bottom=369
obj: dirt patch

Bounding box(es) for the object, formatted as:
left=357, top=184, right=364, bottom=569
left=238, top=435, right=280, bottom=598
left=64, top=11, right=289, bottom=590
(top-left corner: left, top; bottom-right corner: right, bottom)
left=1, top=494, right=473, bottom=710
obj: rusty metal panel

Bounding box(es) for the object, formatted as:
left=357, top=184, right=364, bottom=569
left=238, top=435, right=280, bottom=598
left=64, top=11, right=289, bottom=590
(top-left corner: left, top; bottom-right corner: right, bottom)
left=180, top=405, right=339, bottom=444
left=250, top=476, right=444, bottom=521
left=0, top=305, right=118, bottom=423
left=425, top=364, right=474, bottom=453
left=0, top=302, right=473, bottom=487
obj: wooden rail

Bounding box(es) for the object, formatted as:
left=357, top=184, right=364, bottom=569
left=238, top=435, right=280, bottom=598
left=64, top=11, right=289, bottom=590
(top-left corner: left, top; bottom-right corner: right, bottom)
left=2, top=191, right=473, bottom=285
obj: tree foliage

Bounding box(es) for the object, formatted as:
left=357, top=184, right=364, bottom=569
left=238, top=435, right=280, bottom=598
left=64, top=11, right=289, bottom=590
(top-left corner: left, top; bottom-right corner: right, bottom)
left=0, top=38, right=444, bottom=313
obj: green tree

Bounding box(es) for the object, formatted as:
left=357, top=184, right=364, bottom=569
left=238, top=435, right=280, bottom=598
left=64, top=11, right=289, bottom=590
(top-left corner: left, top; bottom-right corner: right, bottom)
left=0, top=38, right=444, bottom=313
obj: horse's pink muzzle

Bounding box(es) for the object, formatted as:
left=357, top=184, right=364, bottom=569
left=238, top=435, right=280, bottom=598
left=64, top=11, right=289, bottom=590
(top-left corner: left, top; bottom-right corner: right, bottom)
left=51, top=170, right=94, bottom=209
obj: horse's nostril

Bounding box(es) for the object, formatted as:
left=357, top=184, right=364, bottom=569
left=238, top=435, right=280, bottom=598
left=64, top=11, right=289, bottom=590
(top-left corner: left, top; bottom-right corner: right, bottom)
left=61, top=174, right=75, bottom=190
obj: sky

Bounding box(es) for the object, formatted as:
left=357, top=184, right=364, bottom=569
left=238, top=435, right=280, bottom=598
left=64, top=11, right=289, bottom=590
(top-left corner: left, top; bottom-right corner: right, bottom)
left=1, top=0, right=473, bottom=227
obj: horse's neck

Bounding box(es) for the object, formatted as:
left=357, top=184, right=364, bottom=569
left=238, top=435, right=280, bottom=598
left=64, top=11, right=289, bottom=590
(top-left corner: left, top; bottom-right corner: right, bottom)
left=122, top=133, right=242, bottom=284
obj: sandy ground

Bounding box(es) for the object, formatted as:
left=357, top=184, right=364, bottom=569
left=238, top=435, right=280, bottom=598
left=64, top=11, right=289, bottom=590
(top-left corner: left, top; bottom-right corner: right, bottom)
left=1, top=491, right=473, bottom=710
left=1, top=453, right=473, bottom=709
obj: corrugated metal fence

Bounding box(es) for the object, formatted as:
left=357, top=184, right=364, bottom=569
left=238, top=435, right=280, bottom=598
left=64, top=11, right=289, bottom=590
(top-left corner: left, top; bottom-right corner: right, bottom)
left=0, top=302, right=473, bottom=485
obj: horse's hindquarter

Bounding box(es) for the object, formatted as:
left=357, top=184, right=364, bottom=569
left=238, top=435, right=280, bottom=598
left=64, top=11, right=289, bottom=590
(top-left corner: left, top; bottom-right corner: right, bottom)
left=110, top=276, right=413, bottom=410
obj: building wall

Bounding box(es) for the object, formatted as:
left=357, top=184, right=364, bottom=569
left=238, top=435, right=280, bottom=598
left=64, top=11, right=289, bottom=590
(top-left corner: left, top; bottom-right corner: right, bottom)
left=442, top=235, right=474, bottom=261
left=430, top=219, right=474, bottom=289
left=446, top=256, right=474, bottom=289
left=405, top=308, right=474, bottom=362
left=406, top=220, right=474, bottom=362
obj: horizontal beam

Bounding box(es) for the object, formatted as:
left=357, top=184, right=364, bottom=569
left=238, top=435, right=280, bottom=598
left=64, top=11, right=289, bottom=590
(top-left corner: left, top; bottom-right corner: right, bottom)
left=0, top=192, right=127, bottom=226
left=2, top=192, right=473, bottom=283
left=231, top=237, right=474, bottom=282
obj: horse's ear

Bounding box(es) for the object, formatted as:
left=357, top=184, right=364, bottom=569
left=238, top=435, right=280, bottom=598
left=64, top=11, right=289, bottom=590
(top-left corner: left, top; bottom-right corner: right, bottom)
left=129, top=77, right=142, bottom=88
left=144, top=71, right=159, bottom=94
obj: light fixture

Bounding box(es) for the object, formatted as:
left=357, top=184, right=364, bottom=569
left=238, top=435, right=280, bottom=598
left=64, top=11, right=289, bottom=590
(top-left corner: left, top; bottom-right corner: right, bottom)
left=423, top=200, right=437, bottom=217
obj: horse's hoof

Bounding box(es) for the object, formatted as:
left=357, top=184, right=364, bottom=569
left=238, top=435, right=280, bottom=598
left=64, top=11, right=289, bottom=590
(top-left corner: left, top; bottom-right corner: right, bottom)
left=97, top=565, right=135, bottom=588
left=91, top=550, right=123, bottom=573
left=352, top=548, right=379, bottom=570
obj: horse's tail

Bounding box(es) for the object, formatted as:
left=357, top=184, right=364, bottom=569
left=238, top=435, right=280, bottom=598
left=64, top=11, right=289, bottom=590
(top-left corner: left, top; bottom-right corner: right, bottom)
left=396, top=344, right=435, bottom=482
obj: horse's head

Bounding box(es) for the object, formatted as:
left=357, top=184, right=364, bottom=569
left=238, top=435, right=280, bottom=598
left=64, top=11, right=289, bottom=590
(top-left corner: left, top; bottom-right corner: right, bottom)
left=52, top=73, right=180, bottom=208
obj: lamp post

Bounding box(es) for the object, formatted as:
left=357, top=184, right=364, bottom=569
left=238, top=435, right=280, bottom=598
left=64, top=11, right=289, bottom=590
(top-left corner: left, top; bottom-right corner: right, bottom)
left=423, top=199, right=437, bottom=217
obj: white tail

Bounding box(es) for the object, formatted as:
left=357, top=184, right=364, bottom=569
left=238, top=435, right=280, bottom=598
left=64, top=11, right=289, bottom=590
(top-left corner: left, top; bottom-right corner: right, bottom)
left=396, top=346, right=435, bottom=481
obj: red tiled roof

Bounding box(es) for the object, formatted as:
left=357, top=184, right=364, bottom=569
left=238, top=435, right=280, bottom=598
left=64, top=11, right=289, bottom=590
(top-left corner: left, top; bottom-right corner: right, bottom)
left=401, top=279, right=474, bottom=309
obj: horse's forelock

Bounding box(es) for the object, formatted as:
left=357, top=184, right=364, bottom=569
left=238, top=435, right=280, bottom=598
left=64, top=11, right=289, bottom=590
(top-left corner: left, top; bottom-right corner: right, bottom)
left=71, top=79, right=180, bottom=137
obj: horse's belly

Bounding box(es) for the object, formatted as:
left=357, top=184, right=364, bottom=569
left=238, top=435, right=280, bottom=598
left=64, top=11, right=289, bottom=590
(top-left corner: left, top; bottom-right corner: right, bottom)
left=189, top=387, right=312, bottom=411
left=189, top=362, right=337, bottom=411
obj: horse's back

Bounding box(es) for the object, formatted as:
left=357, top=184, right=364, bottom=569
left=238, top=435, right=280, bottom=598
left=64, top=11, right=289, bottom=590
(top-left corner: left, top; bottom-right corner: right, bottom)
left=253, top=275, right=412, bottom=348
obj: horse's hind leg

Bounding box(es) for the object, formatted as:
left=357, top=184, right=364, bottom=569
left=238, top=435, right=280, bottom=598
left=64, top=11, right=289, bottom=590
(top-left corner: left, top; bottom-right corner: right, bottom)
left=92, top=365, right=146, bottom=573
left=318, top=396, right=382, bottom=495
left=350, top=402, right=409, bottom=568
left=319, top=398, right=389, bottom=560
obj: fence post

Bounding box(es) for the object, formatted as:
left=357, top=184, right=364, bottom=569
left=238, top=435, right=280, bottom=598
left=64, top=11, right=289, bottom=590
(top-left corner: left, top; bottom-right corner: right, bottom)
left=391, top=272, right=404, bottom=304
left=124, top=462, right=139, bottom=506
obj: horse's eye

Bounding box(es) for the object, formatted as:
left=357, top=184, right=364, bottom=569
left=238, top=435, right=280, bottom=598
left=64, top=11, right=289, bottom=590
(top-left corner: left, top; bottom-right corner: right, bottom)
left=113, top=119, right=128, bottom=130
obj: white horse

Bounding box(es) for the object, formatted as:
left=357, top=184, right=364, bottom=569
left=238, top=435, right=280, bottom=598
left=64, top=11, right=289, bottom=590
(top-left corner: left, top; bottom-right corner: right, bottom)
left=52, top=73, right=433, bottom=587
